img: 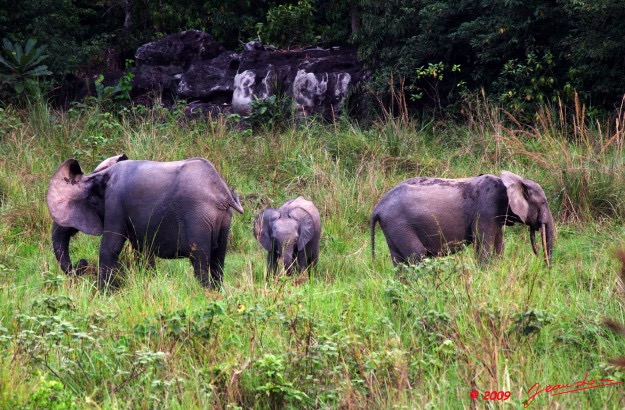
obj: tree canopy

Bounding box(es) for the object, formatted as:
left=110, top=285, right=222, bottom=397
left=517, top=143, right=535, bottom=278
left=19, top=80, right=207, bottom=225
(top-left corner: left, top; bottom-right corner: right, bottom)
left=1, top=0, right=624, bottom=116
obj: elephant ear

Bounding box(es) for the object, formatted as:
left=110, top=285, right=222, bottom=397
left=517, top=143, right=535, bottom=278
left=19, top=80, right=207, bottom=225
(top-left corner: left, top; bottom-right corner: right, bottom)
left=46, top=159, right=103, bottom=236
left=289, top=207, right=315, bottom=249
left=501, top=170, right=529, bottom=223
left=255, top=208, right=279, bottom=251
left=92, top=153, right=128, bottom=173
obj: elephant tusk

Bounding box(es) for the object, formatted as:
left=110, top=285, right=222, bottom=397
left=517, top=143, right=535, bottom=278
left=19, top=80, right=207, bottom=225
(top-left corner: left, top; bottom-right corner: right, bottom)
left=541, top=223, right=550, bottom=268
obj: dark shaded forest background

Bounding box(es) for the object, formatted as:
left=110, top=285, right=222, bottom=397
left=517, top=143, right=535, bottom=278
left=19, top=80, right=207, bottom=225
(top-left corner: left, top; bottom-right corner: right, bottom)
left=1, top=0, right=624, bottom=119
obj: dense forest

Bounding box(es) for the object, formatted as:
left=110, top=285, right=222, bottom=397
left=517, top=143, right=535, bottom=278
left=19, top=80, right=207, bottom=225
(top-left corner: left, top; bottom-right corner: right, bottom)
left=1, top=0, right=625, bottom=118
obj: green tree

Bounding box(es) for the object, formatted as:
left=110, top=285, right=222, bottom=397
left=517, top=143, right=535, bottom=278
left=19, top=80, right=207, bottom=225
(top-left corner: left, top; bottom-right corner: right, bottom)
left=560, top=0, right=625, bottom=107
left=0, top=0, right=119, bottom=76
left=353, top=0, right=625, bottom=117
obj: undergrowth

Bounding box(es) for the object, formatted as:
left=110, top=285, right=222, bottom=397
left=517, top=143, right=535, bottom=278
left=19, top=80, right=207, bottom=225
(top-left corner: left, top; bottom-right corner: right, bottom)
left=0, top=97, right=625, bottom=408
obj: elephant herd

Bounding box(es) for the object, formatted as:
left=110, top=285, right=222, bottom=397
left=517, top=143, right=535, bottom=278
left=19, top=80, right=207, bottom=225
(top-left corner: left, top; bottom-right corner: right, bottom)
left=46, top=155, right=554, bottom=290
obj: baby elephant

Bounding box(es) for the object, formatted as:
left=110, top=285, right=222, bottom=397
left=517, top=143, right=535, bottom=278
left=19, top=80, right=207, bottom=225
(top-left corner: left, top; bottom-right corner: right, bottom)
left=254, top=196, right=321, bottom=274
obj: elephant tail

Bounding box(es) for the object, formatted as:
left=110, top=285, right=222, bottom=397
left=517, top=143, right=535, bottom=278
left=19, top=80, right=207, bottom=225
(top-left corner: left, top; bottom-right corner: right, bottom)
left=229, top=188, right=245, bottom=214
left=370, top=211, right=380, bottom=261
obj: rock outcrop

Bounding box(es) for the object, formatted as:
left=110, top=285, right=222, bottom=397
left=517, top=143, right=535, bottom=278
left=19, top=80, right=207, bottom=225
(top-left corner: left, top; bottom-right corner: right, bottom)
left=132, top=30, right=366, bottom=119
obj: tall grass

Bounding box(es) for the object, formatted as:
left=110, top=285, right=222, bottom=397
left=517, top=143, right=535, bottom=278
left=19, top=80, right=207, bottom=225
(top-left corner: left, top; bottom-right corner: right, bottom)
left=0, top=98, right=625, bottom=408
left=470, top=93, right=625, bottom=224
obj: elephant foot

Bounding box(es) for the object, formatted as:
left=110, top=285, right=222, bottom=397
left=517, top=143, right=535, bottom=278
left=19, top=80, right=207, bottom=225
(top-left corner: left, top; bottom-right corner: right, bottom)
left=207, top=276, right=223, bottom=290
left=196, top=271, right=222, bottom=290
left=73, top=259, right=91, bottom=275
left=97, top=268, right=124, bottom=291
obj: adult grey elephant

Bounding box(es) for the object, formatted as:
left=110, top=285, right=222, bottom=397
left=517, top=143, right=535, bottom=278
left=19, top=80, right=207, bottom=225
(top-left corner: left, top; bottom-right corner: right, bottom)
left=47, top=156, right=244, bottom=289
left=254, top=196, right=321, bottom=274
left=51, top=154, right=129, bottom=275
left=370, top=171, right=554, bottom=266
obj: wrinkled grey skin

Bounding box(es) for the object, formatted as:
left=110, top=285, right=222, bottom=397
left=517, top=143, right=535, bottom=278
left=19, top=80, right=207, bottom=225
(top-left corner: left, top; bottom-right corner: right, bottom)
left=51, top=154, right=129, bottom=275
left=254, top=196, right=321, bottom=275
left=47, top=157, right=244, bottom=290
left=370, top=171, right=554, bottom=266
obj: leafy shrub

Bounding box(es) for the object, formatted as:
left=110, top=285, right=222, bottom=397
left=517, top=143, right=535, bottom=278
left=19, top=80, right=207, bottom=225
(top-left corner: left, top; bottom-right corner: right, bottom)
left=397, top=254, right=465, bottom=282
left=493, top=51, right=560, bottom=119
left=133, top=304, right=225, bottom=342
left=509, top=309, right=553, bottom=337
left=255, top=353, right=309, bottom=407
left=0, top=38, right=51, bottom=101
left=257, top=0, right=316, bottom=48
left=28, top=373, right=77, bottom=410
left=248, top=94, right=292, bottom=131
left=407, top=62, right=466, bottom=114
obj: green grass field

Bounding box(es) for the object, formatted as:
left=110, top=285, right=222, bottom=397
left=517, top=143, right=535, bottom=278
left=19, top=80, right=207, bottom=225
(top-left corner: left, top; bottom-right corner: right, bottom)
left=1, top=101, right=625, bottom=409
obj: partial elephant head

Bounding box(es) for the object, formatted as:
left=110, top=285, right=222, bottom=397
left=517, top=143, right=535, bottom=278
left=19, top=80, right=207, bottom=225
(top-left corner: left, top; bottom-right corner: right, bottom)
left=256, top=206, right=316, bottom=273
left=501, top=171, right=555, bottom=266
left=48, top=159, right=107, bottom=235
left=48, top=154, right=128, bottom=273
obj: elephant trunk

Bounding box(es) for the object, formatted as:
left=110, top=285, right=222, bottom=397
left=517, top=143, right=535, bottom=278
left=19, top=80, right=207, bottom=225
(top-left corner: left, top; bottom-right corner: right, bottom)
left=52, top=222, right=74, bottom=273
left=281, top=243, right=297, bottom=275
left=51, top=222, right=88, bottom=274
left=542, top=214, right=555, bottom=267
left=530, top=211, right=554, bottom=267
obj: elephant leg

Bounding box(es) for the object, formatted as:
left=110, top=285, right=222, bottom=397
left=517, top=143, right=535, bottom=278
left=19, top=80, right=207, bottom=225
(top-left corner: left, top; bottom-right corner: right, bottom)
left=209, top=226, right=230, bottom=289
left=474, top=221, right=503, bottom=262
left=494, top=227, right=504, bottom=255
left=267, top=252, right=278, bottom=275
left=185, top=219, right=215, bottom=287
left=385, top=230, right=428, bottom=265
left=307, top=251, right=319, bottom=273
left=297, top=249, right=308, bottom=271
left=146, top=254, right=156, bottom=270
left=190, top=247, right=212, bottom=288
left=99, top=231, right=127, bottom=290
left=128, top=240, right=155, bottom=270
left=304, top=250, right=319, bottom=278
left=298, top=247, right=318, bottom=273
left=137, top=251, right=156, bottom=270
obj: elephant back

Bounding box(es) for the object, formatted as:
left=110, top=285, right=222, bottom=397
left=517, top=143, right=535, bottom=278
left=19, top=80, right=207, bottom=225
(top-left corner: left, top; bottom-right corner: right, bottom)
left=158, top=158, right=244, bottom=214
left=280, top=196, right=321, bottom=231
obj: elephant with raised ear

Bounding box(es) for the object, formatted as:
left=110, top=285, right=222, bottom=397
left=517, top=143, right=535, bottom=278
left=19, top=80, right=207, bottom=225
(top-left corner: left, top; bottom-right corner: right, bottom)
left=47, top=156, right=244, bottom=290
left=51, top=154, right=129, bottom=275
left=254, top=196, right=321, bottom=275
left=370, top=171, right=554, bottom=266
